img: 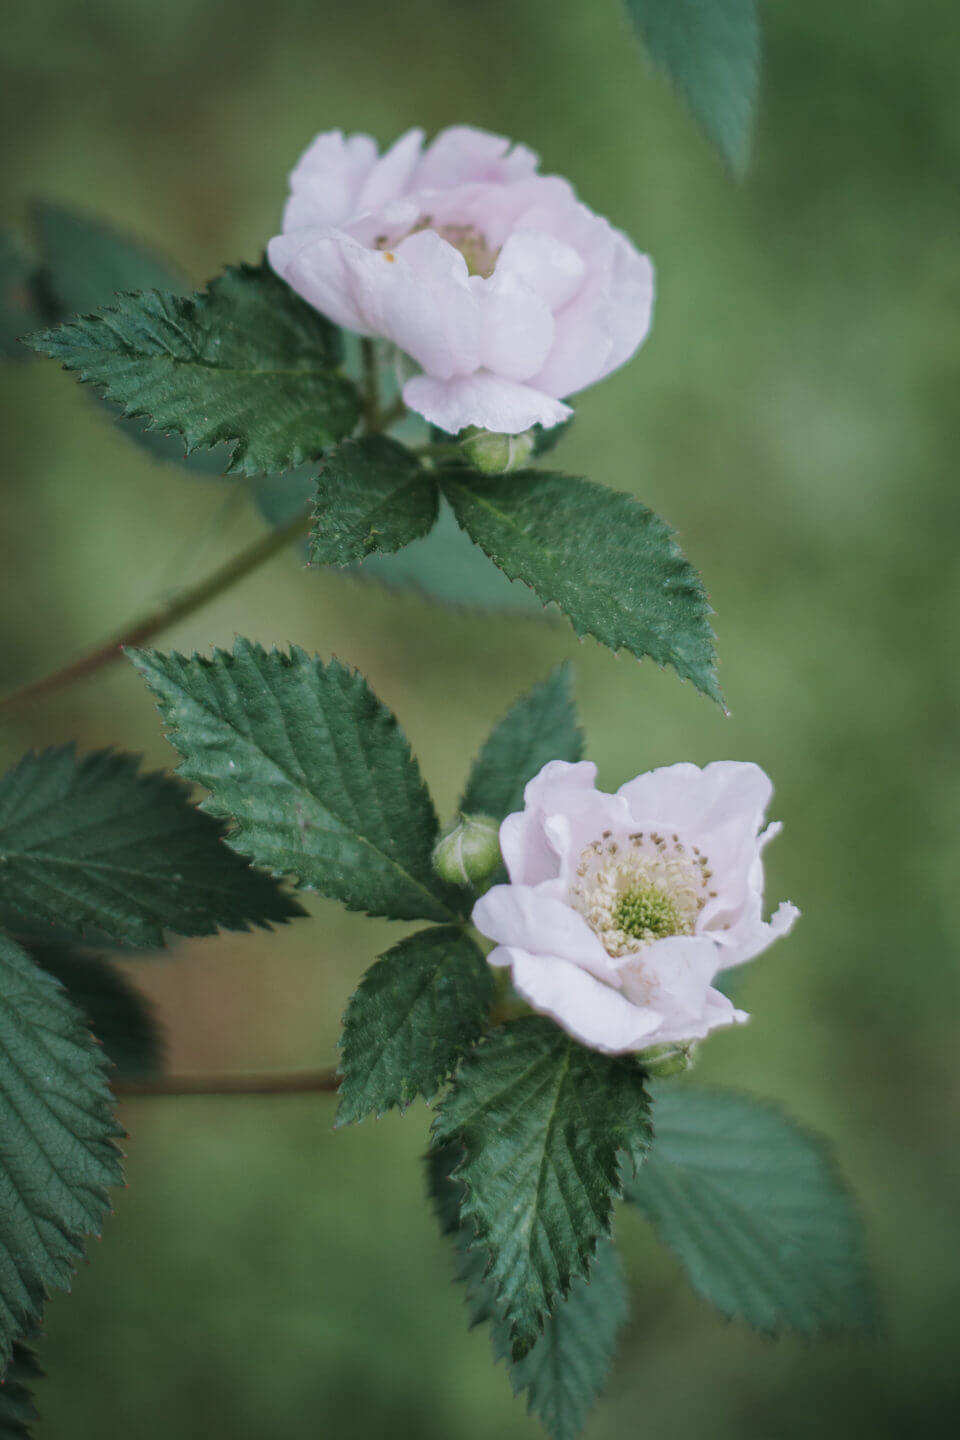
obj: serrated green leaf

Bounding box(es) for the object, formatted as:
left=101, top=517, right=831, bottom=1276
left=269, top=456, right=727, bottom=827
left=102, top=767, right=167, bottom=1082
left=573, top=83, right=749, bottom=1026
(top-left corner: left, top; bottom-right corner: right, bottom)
left=626, top=1085, right=876, bottom=1334
left=428, top=1144, right=629, bottom=1440
left=0, top=236, right=46, bottom=360
left=25, top=261, right=359, bottom=476
left=626, top=0, right=759, bottom=175
left=0, top=746, right=303, bottom=948
left=130, top=640, right=460, bottom=923
left=356, top=498, right=544, bottom=612
left=432, top=1016, right=652, bottom=1359
left=29, top=943, right=162, bottom=1078
left=0, top=933, right=123, bottom=1375
left=440, top=469, right=721, bottom=703
left=508, top=1237, right=627, bottom=1440
left=337, top=927, right=493, bottom=1126
left=0, top=1339, right=41, bottom=1439
left=310, top=435, right=439, bottom=566
left=461, top=665, right=583, bottom=823
left=31, top=202, right=234, bottom=473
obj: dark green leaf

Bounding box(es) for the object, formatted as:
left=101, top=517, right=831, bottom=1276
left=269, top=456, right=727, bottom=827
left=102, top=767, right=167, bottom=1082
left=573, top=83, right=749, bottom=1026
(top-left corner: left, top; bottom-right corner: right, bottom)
left=29, top=944, right=162, bottom=1079
left=0, top=933, right=123, bottom=1374
left=626, top=1085, right=876, bottom=1334
left=250, top=466, right=316, bottom=527
left=130, top=640, right=459, bottom=923
left=355, top=499, right=544, bottom=612
left=26, top=261, right=359, bottom=476
left=432, top=1016, right=652, bottom=1359
left=0, top=236, right=46, bottom=360
left=310, top=435, right=439, bottom=566
left=0, top=1339, right=42, bottom=1438
left=31, top=203, right=234, bottom=473
left=625, top=0, right=760, bottom=175
left=460, top=664, right=583, bottom=823
left=508, top=1238, right=628, bottom=1440
left=337, top=927, right=493, bottom=1126
left=0, top=746, right=303, bottom=948
left=33, top=201, right=186, bottom=316
left=428, top=1143, right=629, bottom=1440
left=440, top=469, right=721, bottom=703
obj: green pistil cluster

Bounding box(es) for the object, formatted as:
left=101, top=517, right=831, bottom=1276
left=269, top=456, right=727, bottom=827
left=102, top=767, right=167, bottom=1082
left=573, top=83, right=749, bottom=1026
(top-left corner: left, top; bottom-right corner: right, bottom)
left=613, top=884, right=683, bottom=943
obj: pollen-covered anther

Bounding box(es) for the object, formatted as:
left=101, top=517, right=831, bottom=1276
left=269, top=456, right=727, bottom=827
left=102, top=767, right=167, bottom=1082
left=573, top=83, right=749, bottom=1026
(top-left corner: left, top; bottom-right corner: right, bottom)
left=570, top=833, right=709, bottom=958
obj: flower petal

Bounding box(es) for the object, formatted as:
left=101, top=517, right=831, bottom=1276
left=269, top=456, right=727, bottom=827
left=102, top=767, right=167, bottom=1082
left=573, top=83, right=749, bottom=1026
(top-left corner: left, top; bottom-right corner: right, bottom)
left=284, top=130, right=379, bottom=230
left=498, top=761, right=597, bottom=885
left=495, top=230, right=586, bottom=312
left=490, top=947, right=663, bottom=1055
left=617, top=935, right=719, bottom=1023
left=402, top=370, right=571, bottom=434
left=714, top=899, right=800, bottom=970
left=531, top=222, right=653, bottom=399
left=472, top=884, right=616, bottom=980
left=478, top=268, right=556, bottom=382
left=618, top=761, right=774, bottom=840
left=354, top=128, right=424, bottom=214
left=648, top=986, right=749, bottom=1047
left=268, top=228, right=372, bottom=335
left=413, top=126, right=538, bottom=191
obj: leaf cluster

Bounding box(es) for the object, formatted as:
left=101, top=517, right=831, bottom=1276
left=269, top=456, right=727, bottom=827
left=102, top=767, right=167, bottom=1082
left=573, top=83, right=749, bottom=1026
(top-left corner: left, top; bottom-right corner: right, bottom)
left=5, top=210, right=721, bottom=689
left=0, top=742, right=302, bottom=1428
left=127, top=645, right=876, bottom=1440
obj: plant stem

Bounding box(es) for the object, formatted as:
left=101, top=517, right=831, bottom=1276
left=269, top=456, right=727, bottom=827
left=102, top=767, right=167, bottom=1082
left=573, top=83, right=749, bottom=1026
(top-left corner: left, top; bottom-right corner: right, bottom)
left=113, top=1068, right=339, bottom=1098
left=1, top=342, right=406, bottom=715
left=360, top=337, right=381, bottom=429
left=0, top=504, right=313, bottom=713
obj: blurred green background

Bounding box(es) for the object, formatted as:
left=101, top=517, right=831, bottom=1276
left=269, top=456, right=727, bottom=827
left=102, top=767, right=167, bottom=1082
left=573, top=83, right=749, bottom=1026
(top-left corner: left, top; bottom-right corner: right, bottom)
left=2, top=0, right=959, bottom=1434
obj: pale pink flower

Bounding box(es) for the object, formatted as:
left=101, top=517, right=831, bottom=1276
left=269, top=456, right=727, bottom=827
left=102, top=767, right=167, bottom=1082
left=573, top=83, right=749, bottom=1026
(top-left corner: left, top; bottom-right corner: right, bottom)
left=472, top=760, right=798, bottom=1055
left=268, top=126, right=654, bottom=435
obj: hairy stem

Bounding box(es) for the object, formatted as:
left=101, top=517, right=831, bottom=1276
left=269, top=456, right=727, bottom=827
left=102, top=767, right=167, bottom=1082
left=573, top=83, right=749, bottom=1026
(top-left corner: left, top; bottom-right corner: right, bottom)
left=0, top=504, right=314, bottom=713
left=114, top=1068, right=339, bottom=1098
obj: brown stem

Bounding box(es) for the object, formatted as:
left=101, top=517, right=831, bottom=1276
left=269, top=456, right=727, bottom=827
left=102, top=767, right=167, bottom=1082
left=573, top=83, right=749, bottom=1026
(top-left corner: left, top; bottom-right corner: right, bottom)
left=0, top=504, right=313, bottom=714
left=113, top=1067, right=339, bottom=1098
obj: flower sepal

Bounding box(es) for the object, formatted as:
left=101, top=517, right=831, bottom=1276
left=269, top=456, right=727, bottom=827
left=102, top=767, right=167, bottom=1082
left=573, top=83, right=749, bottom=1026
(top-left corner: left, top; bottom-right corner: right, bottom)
left=636, top=1041, right=697, bottom=1079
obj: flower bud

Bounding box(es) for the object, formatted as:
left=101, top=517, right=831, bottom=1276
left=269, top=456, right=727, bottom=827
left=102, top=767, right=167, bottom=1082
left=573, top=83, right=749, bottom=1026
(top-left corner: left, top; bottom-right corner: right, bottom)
left=460, top=427, right=535, bottom=475
left=432, top=812, right=501, bottom=887
left=637, top=1042, right=697, bottom=1079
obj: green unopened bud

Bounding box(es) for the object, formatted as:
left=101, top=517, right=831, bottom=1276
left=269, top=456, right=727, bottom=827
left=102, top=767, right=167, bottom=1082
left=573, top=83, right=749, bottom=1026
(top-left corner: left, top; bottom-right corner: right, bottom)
left=637, top=1042, right=697, bottom=1079
left=432, top=812, right=501, bottom=887
left=460, top=426, right=535, bottom=475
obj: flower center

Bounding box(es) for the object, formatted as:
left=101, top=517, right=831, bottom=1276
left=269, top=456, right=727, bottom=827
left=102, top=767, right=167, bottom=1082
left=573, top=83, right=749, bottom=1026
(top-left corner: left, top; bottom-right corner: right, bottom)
left=613, top=885, right=682, bottom=943
left=375, top=216, right=499, bottom=278
left=569, top=831, right=714, bottom=958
